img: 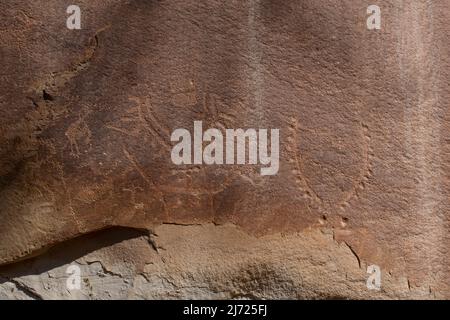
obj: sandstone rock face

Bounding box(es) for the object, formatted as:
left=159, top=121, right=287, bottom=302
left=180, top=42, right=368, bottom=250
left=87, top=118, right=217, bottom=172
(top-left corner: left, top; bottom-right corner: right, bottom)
left=0, top=0, right=449, bottom=299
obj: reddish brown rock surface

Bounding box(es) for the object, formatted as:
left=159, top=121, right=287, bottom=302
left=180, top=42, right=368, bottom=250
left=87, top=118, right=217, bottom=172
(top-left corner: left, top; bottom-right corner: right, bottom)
left=0, top=0, right=449, bottom=299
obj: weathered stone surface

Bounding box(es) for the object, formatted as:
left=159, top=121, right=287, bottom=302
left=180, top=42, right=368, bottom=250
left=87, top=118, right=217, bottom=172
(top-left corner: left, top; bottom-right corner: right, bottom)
left=0, top=225, right=436, bottom=299
left=0, top=0, right=449, bottom=299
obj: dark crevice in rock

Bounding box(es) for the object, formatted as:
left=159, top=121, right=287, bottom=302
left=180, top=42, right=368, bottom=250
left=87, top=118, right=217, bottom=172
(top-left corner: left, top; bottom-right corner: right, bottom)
left=42, top=90, right=54, bottom=101
left=86, top=261, right=123, bottom=278
left=345, top=243, right=361, bottom=269
left=26, top=96, right=39, bottom=108
left=0, top=276, right=43, bottom=300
